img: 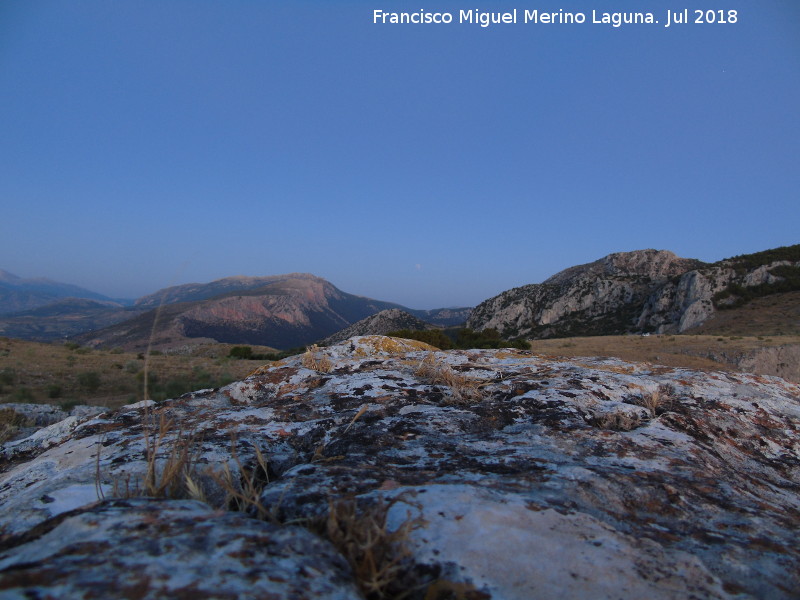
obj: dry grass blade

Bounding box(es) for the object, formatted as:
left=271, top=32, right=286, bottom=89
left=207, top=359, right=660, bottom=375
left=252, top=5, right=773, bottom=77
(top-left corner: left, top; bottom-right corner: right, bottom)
left=207, top=434, right=274, bottom=521
left=344, top=404, right=369, bottom=434
left=637, top=384, right=676, bottom=418
left=415, top=353, right=481, bottom=405
left=140, top=407, right=198, bottom=499
left=301, top=344, right=334, bottom=373
left=320, top=495, right=425, bottom=600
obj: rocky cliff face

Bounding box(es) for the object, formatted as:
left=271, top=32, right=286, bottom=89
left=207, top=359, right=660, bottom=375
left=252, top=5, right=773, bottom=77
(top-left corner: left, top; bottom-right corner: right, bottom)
left=638, top=255, right=800, bottom=333
left=468, top=250, right=703, bottom=338
left=2, top=336, right=798, bottom=599
left=469, top=246, right=800, bottom=338
left=321, top=309, right=434, bottom=345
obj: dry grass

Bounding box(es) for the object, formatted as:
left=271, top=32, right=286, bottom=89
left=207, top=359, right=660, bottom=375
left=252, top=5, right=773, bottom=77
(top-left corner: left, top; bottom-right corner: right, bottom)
left=0, top=337, right=270, bottom=409
left=206, top=435, right=275, bottom=521
left=302, top=344, right=334, bottom=373
left=315, top=495, right=425, bottom=600
left=0, top=407, right=32, bottom=444
left=415, top=353, right=481, bottom=405
left=637, top=384, right=676, bottom=418
left=527, top=333, right=800, bottom=375
left=141, top=409, right=199, bottom=499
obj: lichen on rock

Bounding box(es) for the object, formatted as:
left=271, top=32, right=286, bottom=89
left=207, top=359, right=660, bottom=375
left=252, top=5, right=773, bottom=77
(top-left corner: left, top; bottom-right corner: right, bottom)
left=1, top=336, right=799, bottom=599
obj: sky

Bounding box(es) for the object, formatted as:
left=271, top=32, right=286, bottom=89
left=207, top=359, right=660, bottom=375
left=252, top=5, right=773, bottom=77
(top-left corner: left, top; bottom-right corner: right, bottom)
left=1, top=1, right=798, bottom=309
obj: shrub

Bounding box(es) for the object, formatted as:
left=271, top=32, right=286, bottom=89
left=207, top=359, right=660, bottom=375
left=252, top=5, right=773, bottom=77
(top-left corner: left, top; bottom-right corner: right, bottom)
left=59, top=399, right=81, bottom=412
left=229, top=346, right=253, bottom=360
left=77, top=371, right=101, bottom=392
left=124, top=360, right=140, bottom=374
left=47, top=384, right=63, bottom=399
left=0, top=368, right=15, bottom=386
left=63, top=341, right=80, bottom=351
left=385, top=329, right=454, bottom=349
left=12, top=387, right=35, bottom=402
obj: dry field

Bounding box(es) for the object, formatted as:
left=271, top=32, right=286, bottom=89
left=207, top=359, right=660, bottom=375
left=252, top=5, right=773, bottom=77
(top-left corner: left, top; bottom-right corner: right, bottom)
left=528, top=334, right=800, bottom=376
left=0, top=337, right=275, bottom=409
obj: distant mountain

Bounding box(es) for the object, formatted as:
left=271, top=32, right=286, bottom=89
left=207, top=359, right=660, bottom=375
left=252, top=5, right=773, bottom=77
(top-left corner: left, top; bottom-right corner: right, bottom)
left=78, top=274, right=413, bottom=351
left=134, top=274, right=318, bottom=308
left=0, top=270, right=120, bottom=315
left=321, top=309, right=436, bottom=346
left=468, top=245, right=800, bottom=338
left=0, top=298, right=143, bottom=342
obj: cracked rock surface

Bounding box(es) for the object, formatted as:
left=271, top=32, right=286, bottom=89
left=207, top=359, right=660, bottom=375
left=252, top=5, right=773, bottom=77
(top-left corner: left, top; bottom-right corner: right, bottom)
left=1, top=336, right=799, bottom=599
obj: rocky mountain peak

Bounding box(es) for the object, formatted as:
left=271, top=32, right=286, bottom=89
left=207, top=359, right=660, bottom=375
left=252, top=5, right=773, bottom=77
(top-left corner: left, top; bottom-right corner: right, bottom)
left=543, top=249, right=700, bottom=287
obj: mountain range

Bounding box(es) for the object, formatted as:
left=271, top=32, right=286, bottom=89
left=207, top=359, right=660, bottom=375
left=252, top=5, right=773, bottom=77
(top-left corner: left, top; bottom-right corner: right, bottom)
left=0, top=270, right=126, bottom=316
left=1, top=243, right=797, bottom=349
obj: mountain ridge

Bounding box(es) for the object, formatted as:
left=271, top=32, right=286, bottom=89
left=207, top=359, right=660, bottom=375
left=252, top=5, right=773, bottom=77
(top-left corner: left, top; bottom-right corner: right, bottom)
left=468, top=245, right=800, bottom=339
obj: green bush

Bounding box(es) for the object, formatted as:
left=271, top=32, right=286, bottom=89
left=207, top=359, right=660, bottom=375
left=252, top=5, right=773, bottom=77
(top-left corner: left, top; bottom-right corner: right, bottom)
left=385, top=330, right=454, bottom=349
left=0, top=368, right=15, bottom=386
left=47, top=384, right=63, bottom=399
left=229, top=346, right=254, bottom=359
left=63, top=342, right=80, bottom=351
left=77, top=371, right=101, bottom=392
left=387, top=328, right=529, bottom=350
left=13, top=388, right=34, bottom=402
left=124, top=360, right=140, bottom=374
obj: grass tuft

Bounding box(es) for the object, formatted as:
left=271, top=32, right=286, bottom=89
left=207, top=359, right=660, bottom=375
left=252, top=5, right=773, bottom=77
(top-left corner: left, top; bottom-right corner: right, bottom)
left=314, top=495, right=425, bottom=600
left=415, top=353, right=481, bottom=405
left=302, top=344, right=334, bottom=373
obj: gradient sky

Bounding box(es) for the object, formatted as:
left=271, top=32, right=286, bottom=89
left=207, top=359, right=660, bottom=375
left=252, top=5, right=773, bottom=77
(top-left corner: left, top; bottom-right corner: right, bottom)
left=1, top=1, right=798, bottom=309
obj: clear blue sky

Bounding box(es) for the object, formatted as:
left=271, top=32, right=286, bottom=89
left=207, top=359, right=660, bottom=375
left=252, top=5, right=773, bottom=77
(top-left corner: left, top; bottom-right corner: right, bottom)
left=1, top=1, right=798, bottom=308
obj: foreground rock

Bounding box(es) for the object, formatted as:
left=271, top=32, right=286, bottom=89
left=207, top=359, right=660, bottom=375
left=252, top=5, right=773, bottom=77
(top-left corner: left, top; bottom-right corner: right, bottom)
left=1, top=336, right=799, bottom=599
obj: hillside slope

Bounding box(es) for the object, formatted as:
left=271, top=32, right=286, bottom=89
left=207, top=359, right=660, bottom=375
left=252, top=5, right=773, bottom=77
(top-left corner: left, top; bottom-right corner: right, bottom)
left=78, top=275, right=410, bottom=351
left=320, top=308, right=435, bottom=345
left=0, top=270, right=120, bottom=315
left=468, top=249, right=702, bottom=338
left=468, top=245, right=799, bottom=339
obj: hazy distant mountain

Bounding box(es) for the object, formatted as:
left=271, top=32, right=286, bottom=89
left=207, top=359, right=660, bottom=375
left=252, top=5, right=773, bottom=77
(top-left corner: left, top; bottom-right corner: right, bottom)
left=321, top=309, right=436, bottom=346
left=134, top=274, right=324, bottom=308
left=0, top=298, right=143, bottom=341
left=0, top=270, right=120, bottom=315
left=468, top=245, right=800, bottom=338
left=78, top=274, right=414, bottom=351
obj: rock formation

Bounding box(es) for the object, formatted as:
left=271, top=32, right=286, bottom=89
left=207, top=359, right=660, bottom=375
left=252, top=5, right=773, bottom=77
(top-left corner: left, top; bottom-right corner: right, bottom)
left=468, top=249, right=702, bottom=338
left=321, top=309, right=435, bottom=346
left=468, top=245, right=800, bottom=338
left=1, top=336, right=798, bottom=599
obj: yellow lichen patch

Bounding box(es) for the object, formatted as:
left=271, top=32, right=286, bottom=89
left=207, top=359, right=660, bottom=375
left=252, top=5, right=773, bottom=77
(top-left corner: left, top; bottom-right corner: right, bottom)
left=352, top=336, right=438, bottom=357
left=493, top=349, right=536, bottom=360
left=573, top=361, right=637, bottom=375
left=248, top=361, right=295, bottom=377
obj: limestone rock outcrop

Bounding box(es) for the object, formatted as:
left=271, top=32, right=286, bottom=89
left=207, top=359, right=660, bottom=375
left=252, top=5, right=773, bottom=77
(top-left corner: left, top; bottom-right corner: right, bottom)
left=321, top=309, right=435, bottom=345
left=1, top=336, right=799, bottom=598
left=467, top=249, right=702, bottom=338
left=468, top=246, right=800, bottom=338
